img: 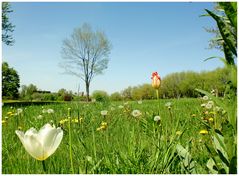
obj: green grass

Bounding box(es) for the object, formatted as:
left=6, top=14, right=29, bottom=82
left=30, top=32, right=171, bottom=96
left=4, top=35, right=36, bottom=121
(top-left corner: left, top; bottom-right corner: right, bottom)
left=2, top=98, right=212, bottom=174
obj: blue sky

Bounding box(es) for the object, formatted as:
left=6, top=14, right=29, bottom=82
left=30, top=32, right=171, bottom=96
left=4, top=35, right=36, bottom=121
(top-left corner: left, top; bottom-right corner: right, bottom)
left=2, top=2, right=224, bottom=94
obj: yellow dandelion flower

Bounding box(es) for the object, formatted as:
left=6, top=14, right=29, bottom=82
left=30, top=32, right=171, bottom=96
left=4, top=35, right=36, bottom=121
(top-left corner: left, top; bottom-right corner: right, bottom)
left=72, top=119, right=79, bottom=123
left=7, top=112, right=13, bottom=115
left=2, top=120, right=7, bottom=124
left=208, top=118, right=214, bottom=122
left=199, top=129, right=208, bottom=135
left=101, top=122, right=107, bottom=127
left=96, top=127, right=103, bottom=131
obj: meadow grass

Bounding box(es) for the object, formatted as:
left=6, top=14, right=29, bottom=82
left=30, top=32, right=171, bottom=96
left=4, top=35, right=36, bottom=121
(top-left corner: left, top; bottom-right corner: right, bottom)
left=2, top=98, right=212, bottom=174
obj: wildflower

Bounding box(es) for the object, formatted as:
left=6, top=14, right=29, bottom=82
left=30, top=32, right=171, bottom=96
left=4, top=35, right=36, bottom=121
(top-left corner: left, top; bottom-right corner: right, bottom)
left=199, top=129, right=208, bottom=135
left=17, top=108, right=23, bottom=115
left=154, top=116, right=161, bottom=122
left=202, top=96, right=208, bottom=101
left=59, top=119, right=69, bottom=125
left=207, top=101, right=214, bottom=106
left=4, top=116, right=9, bottom=120
left=15, top=123, right=63, bottom=161
left=18, top=126, right=23, bottom=130
left=205, top=103, right=212, bottom=109
left=101, top=110, right=108, bottom=116
left=201, top=103, right=206, bottom=107
left=165, top=102, right=172, bottom=109
left=176, top=131, right=182, bottom=135
left=131, top=110, right=142, bottom=117
left=47, top=109, right=54, bottom=114
left=191, top=114, right=196, bottom=117
left=2, top=120, right=7, bottom=124
left=72, top=118, right=78, bottom=123
left=208, top=117, right=214, bottom=122
left=7, top=112, right=13, bottom=116
left=151, top=72, right=161, bottom=89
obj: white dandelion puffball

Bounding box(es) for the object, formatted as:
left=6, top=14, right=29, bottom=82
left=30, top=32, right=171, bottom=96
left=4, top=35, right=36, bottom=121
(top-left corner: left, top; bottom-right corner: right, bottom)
left=154, top=116, right=161, bottom=122
left=101, top=110, right=108, bottom=116
left=131, top=110, right=142, bottom=117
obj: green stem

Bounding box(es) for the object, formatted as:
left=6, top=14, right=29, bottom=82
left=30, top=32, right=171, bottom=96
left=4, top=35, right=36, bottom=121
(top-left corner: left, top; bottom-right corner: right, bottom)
left=42, top=160, right=47, bottom=173
left=68, top=108, right=75, bottom=174
left=156, top=89, right=160, bottom=115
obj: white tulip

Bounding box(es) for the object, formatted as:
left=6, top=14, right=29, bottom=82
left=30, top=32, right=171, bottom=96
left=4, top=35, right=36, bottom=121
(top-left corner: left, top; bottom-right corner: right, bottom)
left=15, top=123, right=63, bottom=161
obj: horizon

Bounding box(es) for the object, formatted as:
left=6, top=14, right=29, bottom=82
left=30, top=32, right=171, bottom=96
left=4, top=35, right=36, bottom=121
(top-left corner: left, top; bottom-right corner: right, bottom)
left=2, top=2, right=224, bottom=94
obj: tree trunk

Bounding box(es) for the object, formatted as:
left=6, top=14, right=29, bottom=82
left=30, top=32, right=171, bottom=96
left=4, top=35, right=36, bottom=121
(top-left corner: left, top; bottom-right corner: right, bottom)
left=85, top=81, right=90, bottom=102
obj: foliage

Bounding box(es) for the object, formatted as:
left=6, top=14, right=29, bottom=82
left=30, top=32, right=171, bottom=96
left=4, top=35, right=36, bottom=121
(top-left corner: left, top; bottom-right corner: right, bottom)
left=110, top=92, right=123, bottom=101
left=2, top=2, right=15, bottom=46
left=195, top=2, right=237, bottom=174
left=19, top=84, right=38, bottom=101
left=60, top=23, right=112, bottom=101
left=92, top=90, right=109, bottom=102
left=2, top=62, right=20, bottom=99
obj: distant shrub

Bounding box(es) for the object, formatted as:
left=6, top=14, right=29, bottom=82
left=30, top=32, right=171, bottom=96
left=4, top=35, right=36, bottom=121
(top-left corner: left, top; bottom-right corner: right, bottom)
left=63, top=94, right=72, bottom=101
left=110, top=92, right=122, bottom=101
left=92, top=90, right=109, bottom=102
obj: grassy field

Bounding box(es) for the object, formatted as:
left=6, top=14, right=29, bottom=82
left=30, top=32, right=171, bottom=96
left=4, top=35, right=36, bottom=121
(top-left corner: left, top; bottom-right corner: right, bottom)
left=2, top=98, right=224, bottom=174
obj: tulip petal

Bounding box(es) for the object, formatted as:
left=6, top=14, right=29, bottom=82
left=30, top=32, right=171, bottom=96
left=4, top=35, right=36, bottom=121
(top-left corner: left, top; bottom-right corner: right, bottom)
left=15, top=123, right=63, bottom=161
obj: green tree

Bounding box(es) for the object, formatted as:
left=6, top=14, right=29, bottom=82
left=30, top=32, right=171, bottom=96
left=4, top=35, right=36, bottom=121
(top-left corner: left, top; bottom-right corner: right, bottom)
left=110, top=92, right=123, bottom=101
left=2, top=2, right=15, bottom=46
left=19, top=84, right=37, bottom=101
left=60, top=23, right=112, bottom=102
left=2, top=62, right=20, bottom=99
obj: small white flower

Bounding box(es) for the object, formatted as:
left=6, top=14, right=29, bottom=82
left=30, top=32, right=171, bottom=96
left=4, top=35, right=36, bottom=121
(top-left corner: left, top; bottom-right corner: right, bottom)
left=201, top=103, right=206, bottom=107
left=47, top=109, right=54, bottom=114
left=15, top=123, right=63, bottom=161
left=205, top=103, right=212, bottom=109
left=17, top=108, right=23, bottom=115
left=202, top=96, right=209, bottom=101
left=154, top=116, right=161, bottom=122
left=101, top=110, right=108, bottom=116
left=165, top=102, right=172, bottom=108
left=138, top=100, right=142, bottom=104
left=207, top=101, right=214, bottom=106
left=4, top=116, right=8, bottom=119
left=131, top=110, right=142, bottom=117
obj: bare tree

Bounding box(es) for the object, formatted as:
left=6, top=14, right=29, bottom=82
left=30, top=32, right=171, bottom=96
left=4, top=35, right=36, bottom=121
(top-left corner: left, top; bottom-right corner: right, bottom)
left=60, top=23, right=111, bottom=101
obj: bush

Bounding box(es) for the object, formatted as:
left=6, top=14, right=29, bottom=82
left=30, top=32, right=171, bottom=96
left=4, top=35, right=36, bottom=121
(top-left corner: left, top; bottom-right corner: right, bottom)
left=110, top=92, right=122, bottom=101
left=92, top=90, right=109, bottom=102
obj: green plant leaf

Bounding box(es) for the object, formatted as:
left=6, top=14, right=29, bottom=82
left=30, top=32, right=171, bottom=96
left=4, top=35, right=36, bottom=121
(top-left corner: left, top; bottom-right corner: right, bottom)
left=206, top=158, right=218, bottom=174
left=205, top=9, right=237, bottom=57
left=229, top=156, right=237, bottom=174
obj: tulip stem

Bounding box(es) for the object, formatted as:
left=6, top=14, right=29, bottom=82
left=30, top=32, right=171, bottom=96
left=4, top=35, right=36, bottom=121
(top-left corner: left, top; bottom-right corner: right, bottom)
left=156, top=89, right=160, bottom=115
left=68, top=108, right=75, bottom=174
left=42, top=160, right=47, bottom=173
